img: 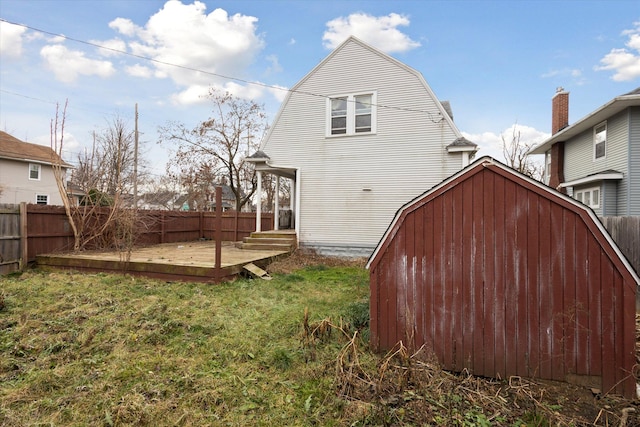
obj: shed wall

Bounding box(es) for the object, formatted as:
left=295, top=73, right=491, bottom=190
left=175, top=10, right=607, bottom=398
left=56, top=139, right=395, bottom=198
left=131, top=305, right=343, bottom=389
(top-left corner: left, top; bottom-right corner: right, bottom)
left=369, top=165, right=636, bottom=398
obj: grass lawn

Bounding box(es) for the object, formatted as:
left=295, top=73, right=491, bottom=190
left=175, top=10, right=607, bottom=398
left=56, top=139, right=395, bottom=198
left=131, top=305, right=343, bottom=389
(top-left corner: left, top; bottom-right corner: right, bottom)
left=0, top=256, right=636, bottom=426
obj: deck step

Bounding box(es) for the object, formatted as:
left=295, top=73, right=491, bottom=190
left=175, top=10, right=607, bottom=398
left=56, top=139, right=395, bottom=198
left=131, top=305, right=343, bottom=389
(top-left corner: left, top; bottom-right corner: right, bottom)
left=237, top=230, right=297, bottom=252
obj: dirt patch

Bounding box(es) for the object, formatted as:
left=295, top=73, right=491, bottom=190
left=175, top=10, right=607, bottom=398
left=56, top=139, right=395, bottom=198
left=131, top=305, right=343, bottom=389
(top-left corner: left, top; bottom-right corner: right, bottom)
left=266, top=248, right=367, bottom=274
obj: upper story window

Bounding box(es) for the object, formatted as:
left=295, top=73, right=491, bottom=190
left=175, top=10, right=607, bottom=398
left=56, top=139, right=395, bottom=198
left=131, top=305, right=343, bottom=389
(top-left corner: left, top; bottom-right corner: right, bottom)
left=594, top=121, right=606, bottom=160
left=544, top=151, right=551, bottom=184
left=328, top=92, right=376, bottom=136
left=29, top=163, right=41, bottom=180
left=574, top=186, right=600, bottom=209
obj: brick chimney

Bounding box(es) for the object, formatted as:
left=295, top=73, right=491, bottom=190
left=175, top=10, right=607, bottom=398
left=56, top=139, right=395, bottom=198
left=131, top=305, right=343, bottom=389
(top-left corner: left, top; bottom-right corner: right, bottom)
left=548, top=87, right=568, bottom=191
left=552, top=87, right=569, bottom=134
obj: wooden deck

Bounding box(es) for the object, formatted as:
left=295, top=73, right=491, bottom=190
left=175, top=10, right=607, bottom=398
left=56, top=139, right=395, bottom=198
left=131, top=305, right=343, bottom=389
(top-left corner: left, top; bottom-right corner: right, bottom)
left=35, top=240, right=291, bottom=283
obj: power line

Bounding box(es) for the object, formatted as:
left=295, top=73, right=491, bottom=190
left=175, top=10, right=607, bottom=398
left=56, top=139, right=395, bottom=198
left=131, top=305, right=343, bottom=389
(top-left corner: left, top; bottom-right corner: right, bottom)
left=0, top=18, right=446, bottom=120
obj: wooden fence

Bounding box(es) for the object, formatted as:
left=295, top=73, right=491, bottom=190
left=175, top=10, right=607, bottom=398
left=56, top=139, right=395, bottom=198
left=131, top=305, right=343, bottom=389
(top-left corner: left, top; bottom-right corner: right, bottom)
left=0, top=202, right=274, bottom=275
left=601, top=216, right=640, bottom=276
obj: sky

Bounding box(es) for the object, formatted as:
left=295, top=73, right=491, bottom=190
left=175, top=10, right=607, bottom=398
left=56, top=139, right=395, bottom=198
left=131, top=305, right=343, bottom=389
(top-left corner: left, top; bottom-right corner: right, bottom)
left=1, top=0, right=639, bottom=180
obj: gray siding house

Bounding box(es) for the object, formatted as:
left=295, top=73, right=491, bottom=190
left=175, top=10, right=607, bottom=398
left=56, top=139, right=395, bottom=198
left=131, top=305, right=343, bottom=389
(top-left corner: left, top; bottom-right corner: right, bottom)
left=249, top=36, right=477, bottom=257
left=530, top=88, right=640, bottom=216
left=0, top=131, right=72, bottom=206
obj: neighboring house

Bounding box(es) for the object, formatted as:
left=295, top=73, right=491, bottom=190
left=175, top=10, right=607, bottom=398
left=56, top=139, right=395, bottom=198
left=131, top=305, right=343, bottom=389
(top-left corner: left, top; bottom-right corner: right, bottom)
left=530, top=87, right=640, bottom=216
left=0, top=131, right=72, bottom=206
left=249, top=36, right=477, bottom=257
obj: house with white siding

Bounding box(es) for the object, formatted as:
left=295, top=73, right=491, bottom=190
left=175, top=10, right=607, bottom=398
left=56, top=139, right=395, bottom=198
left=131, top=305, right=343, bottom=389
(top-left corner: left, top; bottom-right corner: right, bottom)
left=249, top=36, right=477, bottom=257
left=530, top=87, right=640, bottom=216
left=0, top=131, right=72, bottom=206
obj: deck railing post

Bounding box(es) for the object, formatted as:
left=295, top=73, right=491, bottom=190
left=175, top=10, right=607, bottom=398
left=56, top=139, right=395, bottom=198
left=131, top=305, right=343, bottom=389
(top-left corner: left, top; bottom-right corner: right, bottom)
left=215, top=186, right=222, bottom=282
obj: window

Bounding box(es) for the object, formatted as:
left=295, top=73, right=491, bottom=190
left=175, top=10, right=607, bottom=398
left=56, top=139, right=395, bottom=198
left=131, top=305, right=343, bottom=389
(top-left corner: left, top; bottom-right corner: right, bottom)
left=330, top=97, right=347, bottom=135
left=36, top=194, right=48, bottom=205
left=29, top=163, right=41, bottom=180
left=574, top=186, right=600, bottom=209
left=328, top=92, right=376, bottom=136
left=544, top=151, right=551, bottom=184
left=594, top=122, right=606, bottom=160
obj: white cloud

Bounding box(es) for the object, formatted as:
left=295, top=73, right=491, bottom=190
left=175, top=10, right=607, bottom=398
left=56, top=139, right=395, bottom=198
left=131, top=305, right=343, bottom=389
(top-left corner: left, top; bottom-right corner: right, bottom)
left=265, top=54, right=282, bottom=74
left=463, top=124, right=550, bottom=163
left=323, top=12, right=420, bottom=53
left=541, top=67, right=586, bottom=86
left=40, top=44, right=116, bottom=83
left=109, top=17, right=137, bottom=37
left=595, top=21, right=640, bottom=81
left=126, top=63, right=153, bottom=78
left=0, top=21, right=27, bottom=58
left=90, top=37, right=126, bottom=57
left=110, top=1, right=266, bottom=104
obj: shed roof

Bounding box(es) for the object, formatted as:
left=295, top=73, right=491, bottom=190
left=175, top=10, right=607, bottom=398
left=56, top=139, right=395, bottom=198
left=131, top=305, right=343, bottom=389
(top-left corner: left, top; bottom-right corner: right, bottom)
left=366, top=156, right=640, bottom=286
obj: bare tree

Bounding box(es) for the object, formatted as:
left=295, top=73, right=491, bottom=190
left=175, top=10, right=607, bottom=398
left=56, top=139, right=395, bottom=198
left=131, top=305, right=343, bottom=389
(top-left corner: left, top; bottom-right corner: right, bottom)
left=159, top=89, right=268, bottom=211
left=501, top=125, right=544, bottom=181
left=71, top=116, right=144, bottom=201
left=52, top=107, right=147, bottom=257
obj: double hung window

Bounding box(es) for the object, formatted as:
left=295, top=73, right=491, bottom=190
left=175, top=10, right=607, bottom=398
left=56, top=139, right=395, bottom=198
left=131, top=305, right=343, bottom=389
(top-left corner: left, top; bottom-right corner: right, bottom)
left=29, top=163, right=41, bottom=180
left=328, top=92, right=376, bottom=136
left=594, top=122, right=606, bottom=160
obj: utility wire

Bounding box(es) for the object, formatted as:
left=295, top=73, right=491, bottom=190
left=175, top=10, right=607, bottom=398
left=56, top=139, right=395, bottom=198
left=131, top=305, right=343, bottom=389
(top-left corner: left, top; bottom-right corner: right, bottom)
left=0, top=18, right=446, bottom=120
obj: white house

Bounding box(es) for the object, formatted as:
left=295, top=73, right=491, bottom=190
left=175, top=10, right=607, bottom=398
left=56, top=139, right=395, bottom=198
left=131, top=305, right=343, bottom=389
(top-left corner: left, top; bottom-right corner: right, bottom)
left=249, top=36, right=477, bottom=257
left=0, top=131, right=72, bottom=206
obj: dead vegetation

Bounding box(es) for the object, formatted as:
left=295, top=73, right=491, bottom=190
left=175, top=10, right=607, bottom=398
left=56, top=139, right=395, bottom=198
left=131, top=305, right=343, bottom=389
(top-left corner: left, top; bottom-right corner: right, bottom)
left=267, top=248, right=367, bottom=274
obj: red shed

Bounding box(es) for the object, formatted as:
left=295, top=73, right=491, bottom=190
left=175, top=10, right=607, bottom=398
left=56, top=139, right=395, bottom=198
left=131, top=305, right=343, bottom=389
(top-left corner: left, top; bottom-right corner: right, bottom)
left=367, top=157, right=639, bottom=397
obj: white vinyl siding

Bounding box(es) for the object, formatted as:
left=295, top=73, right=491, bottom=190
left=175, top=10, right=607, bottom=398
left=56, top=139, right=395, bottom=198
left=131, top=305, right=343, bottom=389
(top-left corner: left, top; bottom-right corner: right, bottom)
left=0, top=158, right=66, bottom=205
left=262, top=38, right=463, bottom=252
left=629, top=107, right=640, bottom=215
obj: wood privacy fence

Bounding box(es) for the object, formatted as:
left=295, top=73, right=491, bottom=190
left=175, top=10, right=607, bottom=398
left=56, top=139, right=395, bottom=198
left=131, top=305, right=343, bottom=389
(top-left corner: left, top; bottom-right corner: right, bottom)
left=0, top=202, right=273, bottom=275
left=600, top=216, right=640, bottom=278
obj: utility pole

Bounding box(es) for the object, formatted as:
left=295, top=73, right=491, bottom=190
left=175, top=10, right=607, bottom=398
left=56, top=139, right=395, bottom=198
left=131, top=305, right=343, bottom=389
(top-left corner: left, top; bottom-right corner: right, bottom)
left=134, top=103, right=139, bottom=209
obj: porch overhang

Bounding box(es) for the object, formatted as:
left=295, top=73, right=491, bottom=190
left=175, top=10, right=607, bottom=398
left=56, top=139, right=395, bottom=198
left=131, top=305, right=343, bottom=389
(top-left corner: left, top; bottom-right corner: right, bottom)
left=246, top=153, right=296, bottom=180
left=559, top=171, right=623, bottom=188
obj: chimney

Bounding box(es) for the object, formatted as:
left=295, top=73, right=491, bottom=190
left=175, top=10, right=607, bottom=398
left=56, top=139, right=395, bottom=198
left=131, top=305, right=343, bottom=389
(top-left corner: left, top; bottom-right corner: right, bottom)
left=549, top=87, right=567, bottom=192
left=552, top=87, right=569, bottom=134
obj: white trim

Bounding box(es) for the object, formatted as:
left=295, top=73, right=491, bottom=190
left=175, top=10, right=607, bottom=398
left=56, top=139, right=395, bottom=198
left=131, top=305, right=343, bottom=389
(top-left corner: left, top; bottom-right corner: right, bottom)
left=256, top=171, right=262, bottom=232
left=28, top=163, right=41, bottom=181
left=326, top=91, right=377, bottom=137
left=446, top=146, right=477, bottom=153
left=35, top=194, right=49, bottom=205
left=559, top=171, right=623, bottom=188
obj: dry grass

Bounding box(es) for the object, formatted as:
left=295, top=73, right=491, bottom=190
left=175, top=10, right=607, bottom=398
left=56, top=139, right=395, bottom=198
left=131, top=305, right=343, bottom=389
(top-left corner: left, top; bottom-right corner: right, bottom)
left=267, top=248, right=367, bottom=274
left=0, top=255, right=638, bottom=426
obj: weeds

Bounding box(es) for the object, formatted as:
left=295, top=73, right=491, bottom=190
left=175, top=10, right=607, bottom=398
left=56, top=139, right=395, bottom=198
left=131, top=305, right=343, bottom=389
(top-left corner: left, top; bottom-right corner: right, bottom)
left=0, top=262, right=636, bottom=426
